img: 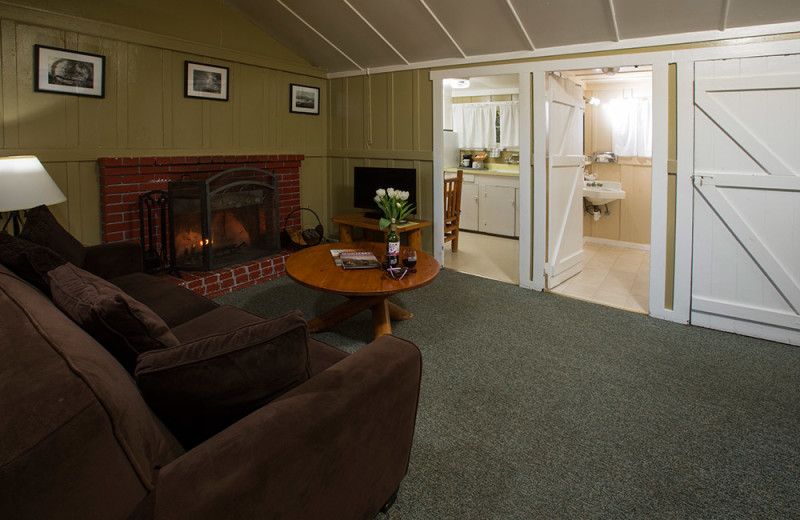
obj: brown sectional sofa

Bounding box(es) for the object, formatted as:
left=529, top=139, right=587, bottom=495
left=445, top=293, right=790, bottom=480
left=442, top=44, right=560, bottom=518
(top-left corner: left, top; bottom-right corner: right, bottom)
left=0, top=207, right=422, bottom=519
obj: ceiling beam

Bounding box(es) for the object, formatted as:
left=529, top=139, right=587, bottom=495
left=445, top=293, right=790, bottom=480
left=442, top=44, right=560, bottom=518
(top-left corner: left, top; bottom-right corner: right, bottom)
left=418, top=0, right=467, bottom=58
left=607, top=0, right=621, bottom=42
left=343, top=0, right=409, bottom=65
left=720, top=0, right=731, bottom=32
left=276, top=0, right=363, bottom=71
left=507, top=0, right=535, bottom=51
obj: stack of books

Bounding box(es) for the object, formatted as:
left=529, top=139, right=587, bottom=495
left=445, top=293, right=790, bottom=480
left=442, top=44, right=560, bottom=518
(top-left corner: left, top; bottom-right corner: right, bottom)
left=330, top=249, right=380, bottom=269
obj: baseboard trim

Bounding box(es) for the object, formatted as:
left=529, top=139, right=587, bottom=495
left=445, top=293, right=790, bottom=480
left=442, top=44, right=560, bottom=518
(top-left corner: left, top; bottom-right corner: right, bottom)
left=583, top=237, right=650, bottom=251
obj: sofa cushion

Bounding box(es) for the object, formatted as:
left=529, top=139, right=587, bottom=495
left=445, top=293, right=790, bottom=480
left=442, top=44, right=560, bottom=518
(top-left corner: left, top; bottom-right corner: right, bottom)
left=19, top=205, right=86, bottom=267
left=170, top=305, right=264, bottom=343
left=135, top=310, right=312, bottom=447
left=48, top=263, right=179, bottom=372
left=0, top=231, right=66, bottom=294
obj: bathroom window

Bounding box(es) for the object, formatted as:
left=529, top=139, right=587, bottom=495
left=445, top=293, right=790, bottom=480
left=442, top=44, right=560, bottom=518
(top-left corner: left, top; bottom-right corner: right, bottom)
left=606, top=97, right=652, bottom=157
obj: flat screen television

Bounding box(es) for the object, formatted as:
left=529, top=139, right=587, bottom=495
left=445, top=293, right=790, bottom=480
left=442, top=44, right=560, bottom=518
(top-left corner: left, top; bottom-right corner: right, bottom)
left=353, top=166, right=417, bottom=218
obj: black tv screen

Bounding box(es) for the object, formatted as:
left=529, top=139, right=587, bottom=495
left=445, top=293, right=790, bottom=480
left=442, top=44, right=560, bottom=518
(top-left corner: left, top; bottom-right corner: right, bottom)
left=353, top=166, right=417, bottom=215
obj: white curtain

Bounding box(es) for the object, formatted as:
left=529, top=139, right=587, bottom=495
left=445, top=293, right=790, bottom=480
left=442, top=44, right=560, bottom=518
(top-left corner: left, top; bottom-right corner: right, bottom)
left=452, top=103, right=496, bottom=148
left=497, top=101, right=519, bottom=148
left=608, top=97, right=652, bottom=157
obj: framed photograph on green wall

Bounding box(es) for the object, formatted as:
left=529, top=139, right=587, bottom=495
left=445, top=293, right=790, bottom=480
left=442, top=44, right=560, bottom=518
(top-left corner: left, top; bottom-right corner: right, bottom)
left=290, top=84, right=320, bottom=115
left=185, top=61, right=229, bottom=101
left=34, top=45, right=105, bottom=98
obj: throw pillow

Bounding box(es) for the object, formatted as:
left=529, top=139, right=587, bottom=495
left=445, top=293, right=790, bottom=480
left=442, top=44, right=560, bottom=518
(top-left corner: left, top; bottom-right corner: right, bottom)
left=135, top=310, right=311, bottom=448
left=48, top=263, right=179, bottom=372
left=0, top=231, right=66, bottom=294
left=19, top=205, right=86, bottom=267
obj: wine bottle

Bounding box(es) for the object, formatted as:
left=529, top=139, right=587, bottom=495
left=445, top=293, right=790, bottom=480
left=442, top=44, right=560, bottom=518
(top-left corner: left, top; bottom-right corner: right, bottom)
left=386, top=219, right=400, bottom=268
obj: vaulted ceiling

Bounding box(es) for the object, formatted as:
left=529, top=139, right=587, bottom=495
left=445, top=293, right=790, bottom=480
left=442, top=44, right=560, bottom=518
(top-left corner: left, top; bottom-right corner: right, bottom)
left=223, top=0, right=800, bottom=76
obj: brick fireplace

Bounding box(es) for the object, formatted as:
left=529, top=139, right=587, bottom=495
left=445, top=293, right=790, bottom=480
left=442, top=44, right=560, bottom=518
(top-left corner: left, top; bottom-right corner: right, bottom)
left=97, top=155, right=303, bottom=297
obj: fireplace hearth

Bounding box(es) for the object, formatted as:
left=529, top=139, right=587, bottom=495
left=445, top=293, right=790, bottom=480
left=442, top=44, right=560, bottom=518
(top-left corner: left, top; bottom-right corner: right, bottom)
left=169, top=167, right=281, bottom=271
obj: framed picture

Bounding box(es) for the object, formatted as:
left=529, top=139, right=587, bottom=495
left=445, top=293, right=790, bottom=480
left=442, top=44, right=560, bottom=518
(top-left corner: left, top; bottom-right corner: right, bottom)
left=290, top=84, right=320, bottom=115
left=185, top=61, right=229, bottom=101
left=34, top=45, right=105, bottom=98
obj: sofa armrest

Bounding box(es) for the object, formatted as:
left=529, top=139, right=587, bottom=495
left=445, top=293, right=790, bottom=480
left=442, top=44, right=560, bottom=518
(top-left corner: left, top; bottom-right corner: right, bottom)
left=83, top=242, right=143, bottom=278
left=151, top=334, right=422, bottom=520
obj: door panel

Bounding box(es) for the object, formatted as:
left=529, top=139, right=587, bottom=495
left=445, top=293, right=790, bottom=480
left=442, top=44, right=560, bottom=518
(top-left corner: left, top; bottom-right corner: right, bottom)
left=692, top=56, right=800, bottom=345
left=546, top=73, right=585, bottom=289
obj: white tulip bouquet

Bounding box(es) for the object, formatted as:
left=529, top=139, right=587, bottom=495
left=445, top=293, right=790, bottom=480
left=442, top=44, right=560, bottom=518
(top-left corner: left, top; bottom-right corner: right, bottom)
left=373, top=187, right=415, bottom=229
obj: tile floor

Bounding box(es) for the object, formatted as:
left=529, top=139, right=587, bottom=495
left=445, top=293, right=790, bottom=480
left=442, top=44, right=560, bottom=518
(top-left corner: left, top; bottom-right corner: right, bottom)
left=444, top=232, right=650, bottom=314
left=443, top=231, right=519, bottom=285
left=549, top=241, right=650, bottom=313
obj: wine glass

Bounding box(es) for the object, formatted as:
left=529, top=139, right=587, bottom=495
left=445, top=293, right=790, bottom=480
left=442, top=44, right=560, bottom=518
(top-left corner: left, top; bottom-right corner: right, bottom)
left=402, top=249, right=417, bottom=269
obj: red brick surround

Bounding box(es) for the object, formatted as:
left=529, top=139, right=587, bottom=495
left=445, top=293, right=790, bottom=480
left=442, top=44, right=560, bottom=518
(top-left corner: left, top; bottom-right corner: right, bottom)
left=97, top=155, right=304, bottom=297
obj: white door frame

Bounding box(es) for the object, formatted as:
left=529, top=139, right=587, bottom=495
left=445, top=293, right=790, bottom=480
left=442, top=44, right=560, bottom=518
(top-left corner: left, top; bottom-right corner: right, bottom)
left=432, top=36, right=800, bottom=326
left=432, top=64, right=534, bottom=289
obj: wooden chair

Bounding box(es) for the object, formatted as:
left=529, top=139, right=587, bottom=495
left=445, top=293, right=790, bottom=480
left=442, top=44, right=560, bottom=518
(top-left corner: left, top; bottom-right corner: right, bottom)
left=444, top=170, right=463, bottom=252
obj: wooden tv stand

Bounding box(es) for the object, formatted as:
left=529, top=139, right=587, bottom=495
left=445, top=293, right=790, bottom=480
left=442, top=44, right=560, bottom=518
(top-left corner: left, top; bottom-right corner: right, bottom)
left=332, top=212, right=431, bottom=251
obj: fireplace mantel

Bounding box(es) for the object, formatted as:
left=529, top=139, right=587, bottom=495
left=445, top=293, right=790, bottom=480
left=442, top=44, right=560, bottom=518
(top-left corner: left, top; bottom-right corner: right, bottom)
left=97, top=154, right=304, bottom=297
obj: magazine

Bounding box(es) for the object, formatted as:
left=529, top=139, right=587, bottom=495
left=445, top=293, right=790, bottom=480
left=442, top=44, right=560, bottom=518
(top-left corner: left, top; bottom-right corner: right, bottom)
left=339, top=251, right=380, bottom=269
left=329, top=248, right=362, bottom=267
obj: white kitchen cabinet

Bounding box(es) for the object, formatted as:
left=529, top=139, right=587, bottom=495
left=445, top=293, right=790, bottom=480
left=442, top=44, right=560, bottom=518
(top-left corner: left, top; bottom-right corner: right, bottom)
left=480, top=185, right=516, bottom=235
left=460, top=183, right=479, bottom=231
left=447, top=171, right=519, bottom=237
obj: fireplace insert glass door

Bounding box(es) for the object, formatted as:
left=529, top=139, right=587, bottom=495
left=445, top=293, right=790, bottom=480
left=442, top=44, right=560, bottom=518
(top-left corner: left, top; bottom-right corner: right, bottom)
left=169, top=167, right=281, bottom=271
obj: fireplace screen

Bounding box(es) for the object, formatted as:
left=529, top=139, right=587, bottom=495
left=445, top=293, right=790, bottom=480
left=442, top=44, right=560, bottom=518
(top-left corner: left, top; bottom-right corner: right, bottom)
left=168, top=167, right=280, bottom=271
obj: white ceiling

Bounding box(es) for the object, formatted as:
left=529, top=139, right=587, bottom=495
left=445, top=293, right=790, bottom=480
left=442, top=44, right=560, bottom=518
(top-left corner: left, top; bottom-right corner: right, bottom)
left=223, top=0, right=800, bottom=77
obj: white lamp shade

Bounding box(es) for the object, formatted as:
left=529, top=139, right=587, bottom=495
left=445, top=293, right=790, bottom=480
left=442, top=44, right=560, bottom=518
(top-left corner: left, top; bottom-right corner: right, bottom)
left=0, top=156, right=67, bottom=212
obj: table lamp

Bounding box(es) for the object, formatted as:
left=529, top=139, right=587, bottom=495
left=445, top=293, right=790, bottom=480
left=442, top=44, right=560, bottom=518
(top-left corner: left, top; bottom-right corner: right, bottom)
left=0, top=156, right=67, bottom=236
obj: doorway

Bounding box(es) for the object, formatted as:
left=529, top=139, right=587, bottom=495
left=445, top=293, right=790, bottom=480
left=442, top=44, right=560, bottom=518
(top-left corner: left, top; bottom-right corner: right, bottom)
left=544, top=66, right=653, bottom=314
left=441, top=74, right=520, bottom=284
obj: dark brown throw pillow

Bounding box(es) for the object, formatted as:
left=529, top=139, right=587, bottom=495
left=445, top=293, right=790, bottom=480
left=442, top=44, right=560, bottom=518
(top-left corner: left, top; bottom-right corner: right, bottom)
left=0, top=231, right=66, bottom=294
left=48, top=263, right=179, bottom=372
left=19, top=205, right=87, bottom=267
left=135, top=310, right=311, bottom=448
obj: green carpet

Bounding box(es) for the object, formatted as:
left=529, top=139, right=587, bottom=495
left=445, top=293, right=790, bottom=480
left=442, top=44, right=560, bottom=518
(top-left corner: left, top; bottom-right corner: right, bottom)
left=214, top=268, right=800, bottom=519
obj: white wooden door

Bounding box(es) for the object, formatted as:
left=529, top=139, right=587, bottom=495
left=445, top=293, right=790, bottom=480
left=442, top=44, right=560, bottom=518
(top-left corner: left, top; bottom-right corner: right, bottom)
left=692, top=55, right=800, bottom=346
left=546, top=73, right=585, bottom=289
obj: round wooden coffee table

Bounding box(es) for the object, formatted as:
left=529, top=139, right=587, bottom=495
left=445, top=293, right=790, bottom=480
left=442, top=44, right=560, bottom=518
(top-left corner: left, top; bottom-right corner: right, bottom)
left=285, top=241, right=439, bottom=339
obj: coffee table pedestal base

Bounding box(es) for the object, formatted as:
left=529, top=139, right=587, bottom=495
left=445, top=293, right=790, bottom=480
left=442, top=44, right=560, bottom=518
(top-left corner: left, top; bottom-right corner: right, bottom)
left=307, top=297, right=413, bottom=339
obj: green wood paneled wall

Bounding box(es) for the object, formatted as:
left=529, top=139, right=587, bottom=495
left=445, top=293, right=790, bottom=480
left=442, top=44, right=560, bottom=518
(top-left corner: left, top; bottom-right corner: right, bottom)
left=328, top=70, right=434, bottom=251
left=0, top=3, right=327, bottom=244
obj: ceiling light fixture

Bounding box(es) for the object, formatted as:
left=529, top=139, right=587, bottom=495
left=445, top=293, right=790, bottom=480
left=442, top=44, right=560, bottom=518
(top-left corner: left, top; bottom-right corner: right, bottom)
left=449, top=78, right=470, bottom=89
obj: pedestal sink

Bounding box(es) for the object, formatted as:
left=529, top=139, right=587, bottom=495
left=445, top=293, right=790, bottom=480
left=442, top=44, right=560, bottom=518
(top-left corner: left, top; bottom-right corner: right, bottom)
left=583, top=180, right=625, bottom=205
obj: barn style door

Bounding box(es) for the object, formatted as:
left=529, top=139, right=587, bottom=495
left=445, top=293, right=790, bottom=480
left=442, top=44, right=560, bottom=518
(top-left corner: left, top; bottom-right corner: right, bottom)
left=692, top=55, right=800, bottom=345
left=545, top=73, right=585, bottom=289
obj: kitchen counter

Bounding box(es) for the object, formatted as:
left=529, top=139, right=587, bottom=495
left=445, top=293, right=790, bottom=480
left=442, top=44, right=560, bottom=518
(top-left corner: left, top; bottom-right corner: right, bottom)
left=445, top=167, right=519, bottom=177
